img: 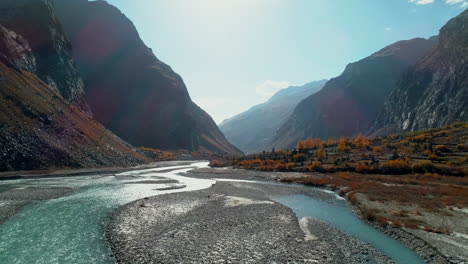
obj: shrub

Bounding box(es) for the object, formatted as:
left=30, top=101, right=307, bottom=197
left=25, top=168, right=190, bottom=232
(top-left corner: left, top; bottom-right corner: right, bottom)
left=411, top=161, right=436, bottom=173
left=286, top=162, right=296, bottom=171
left=435, top=145, right=450, bottom=153
left=428, top=154, right=443, bottom=162
left=293, top=153, right=306, bottom=162
left=355, top=162, right=375, bottom=174
left=308, top=161, right=323, bottom=172
left=373, top=146, right=383, bottom=155
left=380, top=160, right=411, bottom=174
left=209, top=160, right=229, bottom=167
left=376, top=215, right=388, bottom=227
left=160, top=152, right=175, bottom=160
left=275, top=162, right=287, bottom=172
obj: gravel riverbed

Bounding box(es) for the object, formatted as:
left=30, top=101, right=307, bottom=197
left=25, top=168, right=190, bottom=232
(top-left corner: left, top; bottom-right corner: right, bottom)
left=106, top=168, right=393, bottom=263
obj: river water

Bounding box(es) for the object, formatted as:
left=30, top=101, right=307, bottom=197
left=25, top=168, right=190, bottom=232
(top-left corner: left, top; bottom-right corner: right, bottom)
left=0, top=162, right=423, bottom=264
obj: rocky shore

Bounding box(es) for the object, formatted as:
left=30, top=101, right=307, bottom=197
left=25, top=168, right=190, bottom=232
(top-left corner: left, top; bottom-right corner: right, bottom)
left=106, top=168, right=394, bottom=263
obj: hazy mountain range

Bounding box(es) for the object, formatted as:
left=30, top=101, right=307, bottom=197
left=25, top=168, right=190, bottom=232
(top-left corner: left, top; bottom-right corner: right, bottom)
left=223, top=9, right=467, bottom=152
left=219, top=80, right=327, bottom=154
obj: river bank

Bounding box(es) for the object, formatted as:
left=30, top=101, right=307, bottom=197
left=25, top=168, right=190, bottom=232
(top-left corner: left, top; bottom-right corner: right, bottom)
left=106, top=179, right=392, bottom=263
left=105, top=166, right=448, bottom=263
left=0, top=162, right=459, bottom=263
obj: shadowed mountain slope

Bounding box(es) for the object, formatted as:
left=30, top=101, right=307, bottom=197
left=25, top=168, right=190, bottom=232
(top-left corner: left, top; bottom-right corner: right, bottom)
left=53, top=0, right=241, bottom=155
left=0, top=0, right=89, bottom=112
left=372, top=10, right=468, bottom=133
left=272, top=37, right=437, bottom=149
left=220, top=80, right=327, bottom=154
left=0, top=61, right=149, bottom=171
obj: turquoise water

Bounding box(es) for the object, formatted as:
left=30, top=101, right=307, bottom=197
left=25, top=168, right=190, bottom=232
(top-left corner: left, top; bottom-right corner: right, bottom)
left=274, top=194, right=425, bottom=264
left=0, top=165, right=424, bottom=264
left=0, top=163, right=212, bottom=264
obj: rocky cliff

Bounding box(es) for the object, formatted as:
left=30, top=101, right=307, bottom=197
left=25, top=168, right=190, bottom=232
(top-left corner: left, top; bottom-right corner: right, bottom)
left=53, top=0, right=241, bottom=155
left=372, top=10, right=468, bottom=133
left=220, top=80, right=327, bottom=154
left=0, top=0, right=149, bottom=171
left=272, top=37, right=437, bottom=149
left=0, top=61, right=149, bottom=171
left=0, top=0, right=89, bottom=112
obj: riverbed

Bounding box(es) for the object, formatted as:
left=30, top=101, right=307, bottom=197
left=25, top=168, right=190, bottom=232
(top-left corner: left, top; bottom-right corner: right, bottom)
left=0, top=161, right=427, bottom=263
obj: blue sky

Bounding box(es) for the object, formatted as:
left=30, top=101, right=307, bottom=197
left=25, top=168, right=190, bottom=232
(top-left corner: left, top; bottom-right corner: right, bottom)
left=100, top=0, right=466, bottom=123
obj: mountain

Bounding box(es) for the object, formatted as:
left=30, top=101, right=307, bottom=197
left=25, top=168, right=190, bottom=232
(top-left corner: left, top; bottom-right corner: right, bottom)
left=272, top=37, right=437, bottom=149
left=372, top=10, right=468, bottom=133
left=0, top=62, right=149, bottom=171
left=219, top=80, right=327, bottom=154
left=0, top=0, right=89, bottom=113
left=53, top=0, right=241, bottom=155
left=0, top=0, right=149, bottom=171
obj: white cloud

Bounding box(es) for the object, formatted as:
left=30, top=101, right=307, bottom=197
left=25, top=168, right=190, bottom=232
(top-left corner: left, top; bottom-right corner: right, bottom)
left=255, top=80, right=290, bottom=98
left=409, top=0, right=435, bottom=4
left=446, top=0, right=463, bottom=4
left=445, top=0, right=468, bottom=8
left=385, top=27, right=392, bottom=31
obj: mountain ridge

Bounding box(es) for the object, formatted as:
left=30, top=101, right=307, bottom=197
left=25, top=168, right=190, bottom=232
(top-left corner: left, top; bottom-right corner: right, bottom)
left=372, top=9, right=468, bottom=133
left=53, top=0, right=241, bottom=155
left=271, top=37, right=437, bottom=149
left=220, top=80, right=327, bottom=153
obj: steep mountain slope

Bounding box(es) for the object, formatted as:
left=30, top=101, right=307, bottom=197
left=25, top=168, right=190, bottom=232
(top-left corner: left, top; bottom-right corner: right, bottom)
left=0, top=0, right=89, bottom=112
left=373, top=10, right=468, bottom=133
left=0, top=0, right=149, bottom=171
left=220, top=80, right=327, bottom=154
left=0, top=61, right=149, bottom=171
left=53, top=0, right=241, bottom=154
left=272, top=37, right=437, bottom=149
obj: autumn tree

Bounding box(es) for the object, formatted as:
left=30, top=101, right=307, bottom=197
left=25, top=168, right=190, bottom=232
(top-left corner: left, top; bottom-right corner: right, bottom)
left=354, top=133, right=370, bottom=149
left=316, top=145, right=326, bottom=160
left=337, top=136, right=347, bottom=154
left=373, top=146, right=383, bottom=156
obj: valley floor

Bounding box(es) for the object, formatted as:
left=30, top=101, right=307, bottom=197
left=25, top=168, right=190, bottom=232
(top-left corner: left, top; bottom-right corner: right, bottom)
left=0, top=162, right=463, bottom=263
left=107, top=168, right=392, bottom=264
left=106, top=166, right=454, bottom=264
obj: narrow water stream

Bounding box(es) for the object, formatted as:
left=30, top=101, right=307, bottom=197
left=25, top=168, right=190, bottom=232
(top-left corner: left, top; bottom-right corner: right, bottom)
left=0, top=163, right=424, bottom=264
left=274, top=195, right=424, bottom=264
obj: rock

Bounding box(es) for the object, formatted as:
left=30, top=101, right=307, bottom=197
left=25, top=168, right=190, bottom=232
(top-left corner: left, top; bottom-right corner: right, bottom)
left=53, top=0, right=242, bottom=155
left=372, top=10, right=468, bottom=133
left=272, top=37, right=436, bottom=148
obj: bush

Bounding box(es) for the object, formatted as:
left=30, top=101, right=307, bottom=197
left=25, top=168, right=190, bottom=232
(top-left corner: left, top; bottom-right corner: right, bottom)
left=308, top=161, right=323, bottom=172
left=411, top=161, right=436, bottom=173
left=209, top=160, right=229, bottom=167
left=286, top=162, right=296, bottom=171
left=355, top=162, right=375, bottom=174
left=373, top=146, right=383, bottom=155
left=428, top=154, right=443, bottom=162
left=293, top=153, right=306, bottom=162
left=435, top=145, right=450, bottom=153
left=380, top=160, right=411, bottom=174
left=275, top=162, right=287, bottom=172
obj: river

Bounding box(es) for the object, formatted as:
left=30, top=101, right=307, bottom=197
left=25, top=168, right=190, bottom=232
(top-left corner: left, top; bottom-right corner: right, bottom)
left=0, top=162, right=423, bottom=264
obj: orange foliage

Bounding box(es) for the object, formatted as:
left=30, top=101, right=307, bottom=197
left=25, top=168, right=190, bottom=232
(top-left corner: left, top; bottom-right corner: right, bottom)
left=354, top=133, right=370, bottom=149
left=380, top=160, right=411, bottom=174
left=337, top=136, right=347, bottom=153
left=297, top=138, right=324, bottom=149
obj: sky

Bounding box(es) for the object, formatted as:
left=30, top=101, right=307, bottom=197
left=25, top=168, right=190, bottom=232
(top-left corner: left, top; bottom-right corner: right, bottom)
left=99, top=0, right=467, bottom=123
